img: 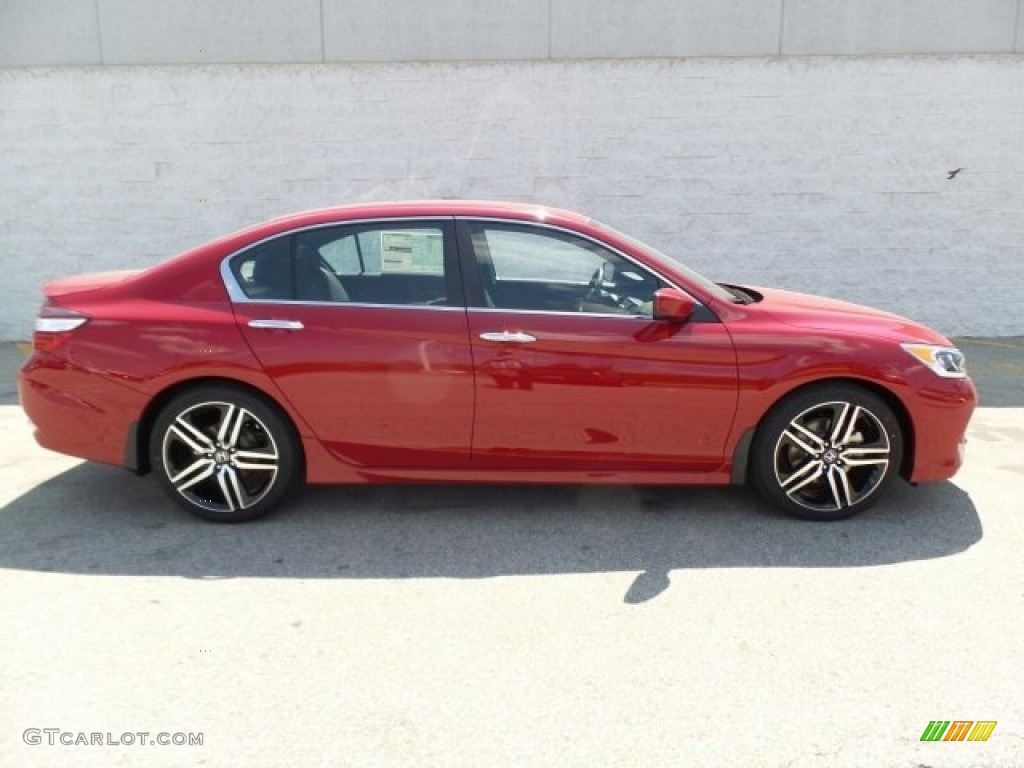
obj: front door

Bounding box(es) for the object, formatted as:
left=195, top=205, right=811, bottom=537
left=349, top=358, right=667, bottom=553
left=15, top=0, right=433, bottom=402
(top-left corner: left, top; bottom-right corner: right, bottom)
left=459, top=220, right=738, bottom=471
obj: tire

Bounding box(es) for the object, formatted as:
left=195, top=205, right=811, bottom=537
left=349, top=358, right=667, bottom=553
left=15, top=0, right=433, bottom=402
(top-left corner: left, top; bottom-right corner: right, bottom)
left=751, top=384, right=904, bottom=521
left=149, top=385, right=300, bottom=522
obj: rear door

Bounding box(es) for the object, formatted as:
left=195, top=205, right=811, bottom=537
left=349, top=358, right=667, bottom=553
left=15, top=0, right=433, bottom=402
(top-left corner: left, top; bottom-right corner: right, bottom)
left=229, top=218, right=475, bottom=468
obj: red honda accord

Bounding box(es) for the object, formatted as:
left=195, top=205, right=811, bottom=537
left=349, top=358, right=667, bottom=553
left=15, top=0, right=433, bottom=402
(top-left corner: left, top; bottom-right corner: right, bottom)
left=19, top=201, right=976, bottom=522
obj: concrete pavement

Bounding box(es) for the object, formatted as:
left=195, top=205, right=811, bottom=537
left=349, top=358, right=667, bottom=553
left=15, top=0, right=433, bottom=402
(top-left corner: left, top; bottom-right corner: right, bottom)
left=1, top=339, right=1022, bottom=767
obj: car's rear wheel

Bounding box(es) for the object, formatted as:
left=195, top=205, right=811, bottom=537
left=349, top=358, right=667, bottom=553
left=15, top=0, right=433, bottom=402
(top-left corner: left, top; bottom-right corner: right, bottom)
left=751, top=384, right=903, bottom=521
left=149, top=385, right=300, bottom=522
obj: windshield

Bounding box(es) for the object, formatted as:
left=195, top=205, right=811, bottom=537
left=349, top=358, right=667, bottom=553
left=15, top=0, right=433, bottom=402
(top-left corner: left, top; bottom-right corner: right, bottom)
left=590, top=219, right=738, bottom=303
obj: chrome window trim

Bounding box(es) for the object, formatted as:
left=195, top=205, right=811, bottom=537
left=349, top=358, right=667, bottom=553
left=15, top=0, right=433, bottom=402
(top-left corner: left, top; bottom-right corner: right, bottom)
left=221, top=257, right=250, bottom=303
left=467, top=306, right=653, bottom=320
left=232, top=298, right=465, bottom=312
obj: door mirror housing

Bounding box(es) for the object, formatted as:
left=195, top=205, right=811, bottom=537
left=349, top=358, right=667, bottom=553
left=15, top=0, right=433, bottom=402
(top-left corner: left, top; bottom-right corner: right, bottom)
left=653, top=288, right=695, bottom=322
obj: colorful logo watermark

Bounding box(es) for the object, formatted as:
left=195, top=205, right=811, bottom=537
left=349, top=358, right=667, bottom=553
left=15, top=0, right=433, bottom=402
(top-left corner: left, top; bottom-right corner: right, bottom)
left=920, top=720, right=997, bottom=742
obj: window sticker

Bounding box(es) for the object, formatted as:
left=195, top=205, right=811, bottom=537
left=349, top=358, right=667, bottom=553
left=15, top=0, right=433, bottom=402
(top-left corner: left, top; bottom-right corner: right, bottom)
left=380, top=231, right=443, bottom=274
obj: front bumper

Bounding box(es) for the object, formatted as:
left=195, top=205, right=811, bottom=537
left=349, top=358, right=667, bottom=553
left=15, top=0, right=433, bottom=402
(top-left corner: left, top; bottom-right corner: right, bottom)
left=907, top=376, right=977, bottom=484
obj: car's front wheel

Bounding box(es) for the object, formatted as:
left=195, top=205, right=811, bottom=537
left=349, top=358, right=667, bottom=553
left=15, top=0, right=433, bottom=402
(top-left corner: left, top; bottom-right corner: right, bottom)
left=751, top=384, right=904, bottom=521
left=149, top=385, right=300, bottom=522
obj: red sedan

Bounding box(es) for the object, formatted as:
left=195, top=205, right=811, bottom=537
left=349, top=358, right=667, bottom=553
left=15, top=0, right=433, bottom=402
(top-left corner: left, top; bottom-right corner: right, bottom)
left=19, top=201, right=976, bottom=522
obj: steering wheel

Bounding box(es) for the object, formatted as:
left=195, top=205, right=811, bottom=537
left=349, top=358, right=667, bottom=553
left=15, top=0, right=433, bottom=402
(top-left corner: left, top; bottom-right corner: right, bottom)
left=581, top=262, right=617, bottom=309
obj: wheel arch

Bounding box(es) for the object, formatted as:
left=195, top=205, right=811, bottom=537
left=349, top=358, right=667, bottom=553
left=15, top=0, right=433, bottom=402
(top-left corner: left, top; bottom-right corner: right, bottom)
left=732, top=376, right=915, bottom=484
left=125, top=376, right=306, bottom=476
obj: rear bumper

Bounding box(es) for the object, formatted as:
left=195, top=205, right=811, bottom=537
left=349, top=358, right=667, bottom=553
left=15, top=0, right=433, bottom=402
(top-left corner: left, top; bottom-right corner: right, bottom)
left=18, top=355, right=146, bottom=469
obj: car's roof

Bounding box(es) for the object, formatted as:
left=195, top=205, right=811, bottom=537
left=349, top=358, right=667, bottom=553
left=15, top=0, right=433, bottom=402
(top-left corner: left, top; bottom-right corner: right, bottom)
left=138, top=200, right=603, bottom=300
left=247, top=199, right=594, bottom=235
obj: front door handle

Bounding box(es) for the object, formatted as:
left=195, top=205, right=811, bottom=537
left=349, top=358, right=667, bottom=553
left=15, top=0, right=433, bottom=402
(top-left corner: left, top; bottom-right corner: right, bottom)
left=248, top=319, right=304, bottom=331
left=479, top=331, right=536, bottom=344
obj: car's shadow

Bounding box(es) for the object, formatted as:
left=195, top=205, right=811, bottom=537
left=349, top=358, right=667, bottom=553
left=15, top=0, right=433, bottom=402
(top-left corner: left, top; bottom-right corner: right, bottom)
left=0, top=463, right=982, bottom=603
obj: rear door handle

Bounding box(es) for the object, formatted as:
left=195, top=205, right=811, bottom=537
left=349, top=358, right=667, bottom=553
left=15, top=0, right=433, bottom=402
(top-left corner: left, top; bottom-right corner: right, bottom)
left=479, top=331, right=536, bottom=344
left=248, top=319, right=304, bottom=331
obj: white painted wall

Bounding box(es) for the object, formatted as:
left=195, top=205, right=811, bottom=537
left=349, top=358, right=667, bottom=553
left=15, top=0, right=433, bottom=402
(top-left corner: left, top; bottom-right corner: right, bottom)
left=1, top=56, right=1022, bottom=339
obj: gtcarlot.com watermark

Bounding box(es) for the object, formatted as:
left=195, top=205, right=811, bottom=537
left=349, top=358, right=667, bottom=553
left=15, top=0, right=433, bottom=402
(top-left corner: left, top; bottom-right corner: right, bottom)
left=24, top=729, right=202, bottom=747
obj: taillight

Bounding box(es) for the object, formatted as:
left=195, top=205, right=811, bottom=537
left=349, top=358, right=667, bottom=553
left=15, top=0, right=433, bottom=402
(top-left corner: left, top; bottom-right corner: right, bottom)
left=33, top=304, right=89, bottom=352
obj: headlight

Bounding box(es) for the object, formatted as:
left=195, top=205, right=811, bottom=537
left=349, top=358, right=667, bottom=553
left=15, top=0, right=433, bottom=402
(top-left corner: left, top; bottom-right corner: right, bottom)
left=901, top=343, right=967, bottom=378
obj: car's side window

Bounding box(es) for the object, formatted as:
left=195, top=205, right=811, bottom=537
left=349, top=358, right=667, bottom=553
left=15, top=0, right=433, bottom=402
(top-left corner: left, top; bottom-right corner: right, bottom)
left=297, top=224, right=448, bottom=305
left=484, top=227, right=603, bottom=284
left=469, top=223, right=667, bottom=316
left=228, top=223, right=452, bottom=306
left=231, top=236, right=293, bottom=300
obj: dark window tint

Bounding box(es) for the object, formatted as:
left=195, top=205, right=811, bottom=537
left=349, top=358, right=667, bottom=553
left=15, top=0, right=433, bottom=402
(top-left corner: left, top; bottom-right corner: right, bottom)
left=296, top=224, right=448, bottom=306
left=231, top=237, right=292, bottom=300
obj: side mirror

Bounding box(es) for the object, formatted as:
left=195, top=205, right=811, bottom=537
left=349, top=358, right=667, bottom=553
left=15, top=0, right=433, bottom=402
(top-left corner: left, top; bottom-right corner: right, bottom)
left=653, top=288, right=695, bottom=322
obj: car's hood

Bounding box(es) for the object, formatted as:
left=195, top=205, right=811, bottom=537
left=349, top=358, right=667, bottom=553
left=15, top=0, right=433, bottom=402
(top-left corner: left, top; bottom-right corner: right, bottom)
left=751, top=286, right=951, bottom=345
left=44, top=269, right=144, bottom=298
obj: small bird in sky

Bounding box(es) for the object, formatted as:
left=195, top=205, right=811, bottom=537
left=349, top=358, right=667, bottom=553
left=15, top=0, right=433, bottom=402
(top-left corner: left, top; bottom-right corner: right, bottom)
left=947, top=168, right=965, bottom=180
